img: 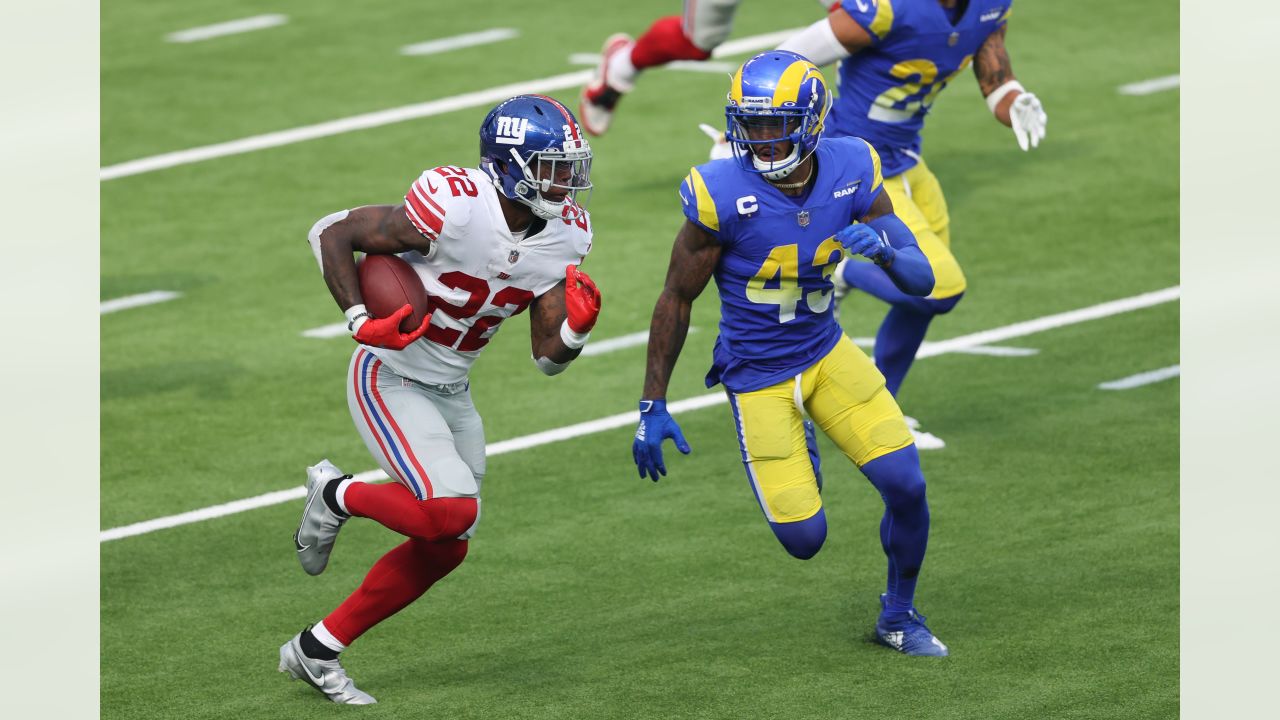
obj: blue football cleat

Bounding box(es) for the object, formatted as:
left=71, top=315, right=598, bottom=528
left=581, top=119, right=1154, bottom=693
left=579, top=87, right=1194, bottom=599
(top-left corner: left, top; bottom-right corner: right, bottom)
left=875, top=594, right=949, bottom=657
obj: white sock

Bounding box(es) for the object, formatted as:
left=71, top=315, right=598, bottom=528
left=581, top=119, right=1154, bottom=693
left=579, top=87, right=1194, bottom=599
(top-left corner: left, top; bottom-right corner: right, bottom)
left=607, top=44, right=638, bottom=91
left=312, top=620, right=347, bottom=653
left=334, top=479, right=354, bottom=515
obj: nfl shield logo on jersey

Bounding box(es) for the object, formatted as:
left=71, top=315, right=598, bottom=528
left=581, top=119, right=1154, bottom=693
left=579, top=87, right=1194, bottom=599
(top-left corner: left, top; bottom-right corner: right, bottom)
left=797, top=210, right=810, bottom=227
left=508, top=249, right=520, bottom=264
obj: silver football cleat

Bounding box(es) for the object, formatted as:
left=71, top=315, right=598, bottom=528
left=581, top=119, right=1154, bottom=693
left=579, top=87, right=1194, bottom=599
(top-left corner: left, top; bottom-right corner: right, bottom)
left=293, top=459, right=351, bottom=576
left=278, top=631, right=376, bottom=704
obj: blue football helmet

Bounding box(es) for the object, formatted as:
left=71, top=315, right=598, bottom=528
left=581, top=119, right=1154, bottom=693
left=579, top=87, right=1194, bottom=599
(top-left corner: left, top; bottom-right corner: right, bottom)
left=724, top=50, right=832, bottom=181
left=479, top=95, right=593, bottom=220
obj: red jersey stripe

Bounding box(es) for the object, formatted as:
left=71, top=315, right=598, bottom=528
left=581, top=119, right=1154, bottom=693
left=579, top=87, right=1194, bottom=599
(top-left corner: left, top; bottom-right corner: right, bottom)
left=531, top=94, right=580, bottom=141
left=404, top=184, right=444, bottom=235
left=403, top=203, right=439, bottom=239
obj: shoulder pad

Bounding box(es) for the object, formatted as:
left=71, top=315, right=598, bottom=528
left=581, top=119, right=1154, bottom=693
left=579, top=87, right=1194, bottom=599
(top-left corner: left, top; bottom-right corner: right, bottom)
left=403, top=167, right=476, bottom=238
left=679, top=164, right=721, bottom=233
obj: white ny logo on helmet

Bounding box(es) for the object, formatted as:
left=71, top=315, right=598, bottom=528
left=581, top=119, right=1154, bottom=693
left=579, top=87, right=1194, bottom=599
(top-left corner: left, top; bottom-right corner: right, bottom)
left=494, top=116, right=529, bottom=145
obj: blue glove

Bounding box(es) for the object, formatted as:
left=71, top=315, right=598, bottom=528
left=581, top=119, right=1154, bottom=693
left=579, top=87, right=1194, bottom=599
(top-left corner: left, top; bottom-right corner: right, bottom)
left=836, top=223, right=895, bottom=267
left=632, top=399, right=691, bottom=481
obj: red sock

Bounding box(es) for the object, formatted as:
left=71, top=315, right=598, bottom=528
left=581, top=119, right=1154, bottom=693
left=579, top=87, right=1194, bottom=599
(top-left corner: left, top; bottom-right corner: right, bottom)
left=344, top=482, right=477, bottom=541
left=631, top=15, right=712, bottom=69
left=323, top=538, right=468, bottom=645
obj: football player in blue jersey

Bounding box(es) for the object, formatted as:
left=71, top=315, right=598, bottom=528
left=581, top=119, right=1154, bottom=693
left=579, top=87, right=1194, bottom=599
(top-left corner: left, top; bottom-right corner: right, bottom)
left=758, top=0, right=1046, bottom=449
left=633, top=50, right=949, bottom=656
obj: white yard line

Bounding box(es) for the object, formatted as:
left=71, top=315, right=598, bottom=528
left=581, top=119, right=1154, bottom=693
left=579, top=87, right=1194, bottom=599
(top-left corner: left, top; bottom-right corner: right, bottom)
left=1098, top=364, right=1180, bottom=390
left=914, top=286, right=1179, bottom=359
left=666, top=60, right=738, bottom=73
left=100, top=290, right=181, bottom=315
left=401, top=28, right=518, bottom=56
left=302, top=322, right=349, bottom=339
left=569, top=53, right=735, bottom=74
left=165, top=14, right=287, bottom=43
left=947, top=345, right=1039, bottom=357
left=101, top=286, right=1178, bottom=543
left=101, top=27, right=804, bottom=182
left=301, top=325, right=694, bottom=356
left=852, top=337, right=1039, bottom=357
left=710, top=30, right=800, bottom=58
left=580, top=330, right=657, bottom=356
left=101, top=70, right=588, bottom=181
left=1118, top=74, right=1180, bottom=96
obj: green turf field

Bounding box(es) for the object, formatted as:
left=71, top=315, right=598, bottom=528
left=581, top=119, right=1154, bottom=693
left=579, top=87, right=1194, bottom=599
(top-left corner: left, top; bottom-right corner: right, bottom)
left=101, top=1, right=1179, bottom=717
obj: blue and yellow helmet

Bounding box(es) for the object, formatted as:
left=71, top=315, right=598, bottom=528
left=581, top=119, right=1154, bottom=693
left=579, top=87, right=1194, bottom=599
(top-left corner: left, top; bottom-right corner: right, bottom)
left=724, top=50, right=831, bottom=180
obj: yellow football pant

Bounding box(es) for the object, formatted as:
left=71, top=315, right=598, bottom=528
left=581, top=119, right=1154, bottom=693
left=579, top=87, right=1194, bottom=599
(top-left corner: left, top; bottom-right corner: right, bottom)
left=726, top=336, right=915, bottom=524
left=882, top=158, right=967, bottom=300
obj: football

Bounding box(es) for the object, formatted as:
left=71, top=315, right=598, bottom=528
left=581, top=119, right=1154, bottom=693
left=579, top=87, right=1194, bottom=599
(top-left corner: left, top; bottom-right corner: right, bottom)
left=357, top=254, right=431, bottom=332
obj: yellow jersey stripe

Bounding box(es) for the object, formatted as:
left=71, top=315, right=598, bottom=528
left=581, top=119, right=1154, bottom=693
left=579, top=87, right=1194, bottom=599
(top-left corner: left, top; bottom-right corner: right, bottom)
left=863, top=140, right=883, bottom=193
left=870, top=0, right=896, bottom=41
left=688, top=167, right=719, bottom=232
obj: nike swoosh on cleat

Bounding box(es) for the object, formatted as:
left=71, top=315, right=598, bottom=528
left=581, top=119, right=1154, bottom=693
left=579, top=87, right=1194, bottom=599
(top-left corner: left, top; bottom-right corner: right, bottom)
left=295, top=490, right=320, bottom=552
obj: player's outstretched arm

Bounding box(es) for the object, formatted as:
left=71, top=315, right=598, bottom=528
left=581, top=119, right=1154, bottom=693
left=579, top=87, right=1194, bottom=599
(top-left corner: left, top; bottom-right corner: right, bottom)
left=776, top=5, right=872, bottom=65
left=307, top=204, right=433, bottom=347
left=838, top=190, right=935, bottom=297
left=528, top=265, right=602, bottom=376
left=974, top=26, right=1047, bottom=150
left=633, top=220, right=720, bottom=480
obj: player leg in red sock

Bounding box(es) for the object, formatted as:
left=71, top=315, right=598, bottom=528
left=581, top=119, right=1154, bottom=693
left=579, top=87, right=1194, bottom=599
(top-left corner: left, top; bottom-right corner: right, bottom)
left=580, top=3, right=735, bottom=136
left=318, top=538, right=469, bottom=648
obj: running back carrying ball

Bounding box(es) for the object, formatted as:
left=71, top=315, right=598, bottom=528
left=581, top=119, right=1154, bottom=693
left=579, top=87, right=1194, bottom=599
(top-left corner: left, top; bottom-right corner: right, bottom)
left=356, top=254, right=431, bottom=332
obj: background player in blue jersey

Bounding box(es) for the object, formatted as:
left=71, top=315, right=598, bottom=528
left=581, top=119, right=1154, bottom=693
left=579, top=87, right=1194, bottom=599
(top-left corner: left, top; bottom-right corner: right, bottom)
left=670, top=1, right=1049, bottom=448
left=633, top=50, right=949, bottom=656
left=758, top=0, right=1048, bottom=449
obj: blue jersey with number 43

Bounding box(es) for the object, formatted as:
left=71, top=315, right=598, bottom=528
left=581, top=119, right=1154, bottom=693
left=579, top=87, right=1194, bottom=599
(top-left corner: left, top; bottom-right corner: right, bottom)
left=831, top=0, right=1012, bottom=177
left=678, top=136, right=885, bottom=393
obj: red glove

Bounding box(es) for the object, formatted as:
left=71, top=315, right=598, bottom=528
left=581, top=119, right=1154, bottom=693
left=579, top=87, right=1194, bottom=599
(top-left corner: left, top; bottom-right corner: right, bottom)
left=353, top=304, right=431, bottom=350
left=565, top=265, right=601, bottom=333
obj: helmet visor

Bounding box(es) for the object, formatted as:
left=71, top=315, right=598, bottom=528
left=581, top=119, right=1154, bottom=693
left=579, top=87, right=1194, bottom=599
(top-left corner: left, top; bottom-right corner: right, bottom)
left=530, top=148, right=593, bottom=216
left=725, top=107, right=812, bottom=175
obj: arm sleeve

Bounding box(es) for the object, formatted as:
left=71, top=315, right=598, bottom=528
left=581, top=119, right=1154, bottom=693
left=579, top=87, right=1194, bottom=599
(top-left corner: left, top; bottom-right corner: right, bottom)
left=307, top=209, right=351, bottom=271
left=840, top=0, right=896, bottom=46
left=777, top=17, right=850, bottom=67
left=866, top=214, right=935, bottom=297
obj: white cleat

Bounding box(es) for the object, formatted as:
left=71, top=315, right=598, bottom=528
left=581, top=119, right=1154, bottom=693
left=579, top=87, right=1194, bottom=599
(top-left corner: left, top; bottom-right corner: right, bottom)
left=279, top=631, right=377, bottom=704
left=579, top=33, right=634, bottom=136
left=293, top=459, right=351, bottom=576
left=904, top=416, right=946, bottom=450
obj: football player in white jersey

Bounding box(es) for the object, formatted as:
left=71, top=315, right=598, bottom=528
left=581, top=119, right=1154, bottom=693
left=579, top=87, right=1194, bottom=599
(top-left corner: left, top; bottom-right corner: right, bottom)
left=278, top=94, right=602, bottom=705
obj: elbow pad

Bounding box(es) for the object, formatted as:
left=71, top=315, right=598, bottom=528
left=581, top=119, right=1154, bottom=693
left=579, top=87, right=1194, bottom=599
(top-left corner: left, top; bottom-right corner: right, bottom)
left=776, top=17, right=850, bottom=67
left=307, top=209, right=350, bottom=270
left=533, top=355, right=571, bottom=376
